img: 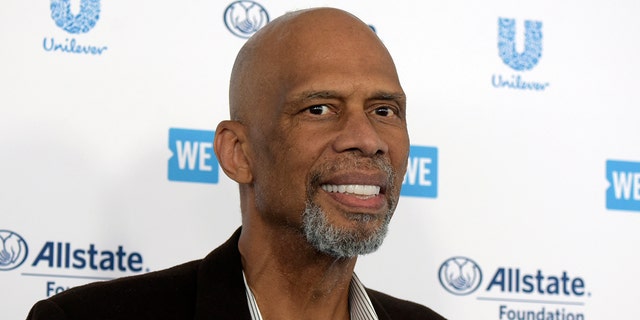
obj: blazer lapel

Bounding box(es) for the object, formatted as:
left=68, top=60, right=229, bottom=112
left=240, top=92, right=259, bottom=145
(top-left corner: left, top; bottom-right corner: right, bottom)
left=367, top=288, right=392, bottom=320
left=194, top=228, right=252, bottom=320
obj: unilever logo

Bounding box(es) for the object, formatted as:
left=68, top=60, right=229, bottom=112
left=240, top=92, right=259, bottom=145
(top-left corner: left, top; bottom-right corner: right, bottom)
left=0, top=230, right=29, bottom=271
left=50, top=0, right=100, bottom=34
left=438, top=256, right=483, bottom=295
left=44, top=0, right=108, bottom=55
left=224, top=1, right=270, bottom=39
left=498, top=18, right=542, bottom=71
left=492, top=17, right=548, bottom=91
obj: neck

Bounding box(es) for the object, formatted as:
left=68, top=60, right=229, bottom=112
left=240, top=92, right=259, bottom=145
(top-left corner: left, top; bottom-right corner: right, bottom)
left=239, top=218, right=357, bottom=320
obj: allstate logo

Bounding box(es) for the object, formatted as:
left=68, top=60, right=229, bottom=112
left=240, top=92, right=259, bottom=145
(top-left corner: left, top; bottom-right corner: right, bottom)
left=50, top=0, right=101, bottom=34
left=498, top=18, right=543, bottom=71
left=0, top=230, right=29, bottom=271
left=224, top=1, right=269, bottom=39
left=439, top=256, right=482, bottom=295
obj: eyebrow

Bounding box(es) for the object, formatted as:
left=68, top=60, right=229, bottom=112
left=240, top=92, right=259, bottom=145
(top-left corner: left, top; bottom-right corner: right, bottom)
left=294, top=91, right=341, bottom=102
left=370, top=91, right=406, bottom=105
left=293, top=90, right=406, bottom=105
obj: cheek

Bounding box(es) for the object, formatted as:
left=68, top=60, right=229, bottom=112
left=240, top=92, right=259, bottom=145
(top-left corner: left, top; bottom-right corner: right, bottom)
left=395, top=147, right=410, bottom=177
left=251, top=135, right=315, bottom=214
left=389, top=132, right=410, bottom=171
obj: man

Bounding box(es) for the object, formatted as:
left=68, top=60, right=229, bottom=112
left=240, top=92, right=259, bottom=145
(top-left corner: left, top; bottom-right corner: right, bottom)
left=27, top=7, right=445, bottom=320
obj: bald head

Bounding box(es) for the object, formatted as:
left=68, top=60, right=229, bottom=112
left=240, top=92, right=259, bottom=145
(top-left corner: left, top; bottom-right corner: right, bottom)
left=228, top=7, right=400, bottom=123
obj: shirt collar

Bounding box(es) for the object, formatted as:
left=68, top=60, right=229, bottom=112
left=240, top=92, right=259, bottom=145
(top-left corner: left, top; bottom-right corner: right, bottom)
left=243, top=272, right=378, bottom=320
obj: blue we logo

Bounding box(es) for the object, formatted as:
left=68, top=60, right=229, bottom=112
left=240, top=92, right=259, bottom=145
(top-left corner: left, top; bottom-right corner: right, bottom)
left=606, top=160, right=640, bottom=212
left=168, top=128, right=219, bottom=184
left=50, top=0, right=101, bottom=34
left=402, top=146, right=438, bottom=198
left=498, top=18, right=543, bottom=71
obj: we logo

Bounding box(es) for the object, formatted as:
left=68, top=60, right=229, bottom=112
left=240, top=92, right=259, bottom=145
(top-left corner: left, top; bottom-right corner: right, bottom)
left=168, top=128, right=219, bottom=184
left=402, top=146, right=438, bottom=198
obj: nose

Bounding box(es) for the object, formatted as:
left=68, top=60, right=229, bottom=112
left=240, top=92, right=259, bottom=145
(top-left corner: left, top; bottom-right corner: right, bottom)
left=332, top=110, right=388, bottom=156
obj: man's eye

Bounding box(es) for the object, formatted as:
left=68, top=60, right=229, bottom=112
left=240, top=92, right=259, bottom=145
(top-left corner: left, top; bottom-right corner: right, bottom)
left=307, top=105, right=331, bottom=115
left=373, top=106, right=395, bottom=117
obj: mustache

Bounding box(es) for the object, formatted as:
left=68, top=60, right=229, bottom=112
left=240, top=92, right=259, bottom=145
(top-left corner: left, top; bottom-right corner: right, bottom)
left=308, top=154, right=397, bottom=194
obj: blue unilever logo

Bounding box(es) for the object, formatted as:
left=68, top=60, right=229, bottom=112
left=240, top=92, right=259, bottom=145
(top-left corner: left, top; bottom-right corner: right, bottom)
left=50, top=0, right=101, bottom=34
left=224, top=1, right=270, bottom=39
left=439, top=256, right=483, bottom=295
left=492, top=17, right=548, bottom=91
left=45, top=0, right=107, bottom=55
left=168, top=128, right=219, bottom=184
left=498, top=18, right=543, bottom=71
left=0, top=230, right=29, bottom=271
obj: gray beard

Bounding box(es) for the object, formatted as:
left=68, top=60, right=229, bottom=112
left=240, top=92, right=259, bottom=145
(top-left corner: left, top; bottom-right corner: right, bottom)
left=301, top=201, right=392, bottom=259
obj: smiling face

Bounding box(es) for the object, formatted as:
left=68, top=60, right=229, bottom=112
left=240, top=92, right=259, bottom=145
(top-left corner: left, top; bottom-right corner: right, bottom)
left=229, top=8, right=410, bottom=257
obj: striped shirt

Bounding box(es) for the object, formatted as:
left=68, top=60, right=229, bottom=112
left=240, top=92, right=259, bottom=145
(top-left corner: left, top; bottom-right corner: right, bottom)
left=243, top=272, right=378, bottom=320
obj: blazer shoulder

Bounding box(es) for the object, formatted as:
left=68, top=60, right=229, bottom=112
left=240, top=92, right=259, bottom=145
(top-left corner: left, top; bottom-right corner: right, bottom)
left=366, top=288, right=446, bottom=320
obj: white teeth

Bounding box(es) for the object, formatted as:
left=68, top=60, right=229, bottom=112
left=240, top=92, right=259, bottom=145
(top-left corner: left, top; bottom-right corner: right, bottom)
left=321, top=184, right=380, bottom=196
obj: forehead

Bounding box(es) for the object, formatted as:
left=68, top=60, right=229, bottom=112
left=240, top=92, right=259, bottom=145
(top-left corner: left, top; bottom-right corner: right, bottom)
left=279, top=28, right=402, bottom=99
left=287, top=57, right=402, bottom=106
left=287, top=24, right=394, bottom=68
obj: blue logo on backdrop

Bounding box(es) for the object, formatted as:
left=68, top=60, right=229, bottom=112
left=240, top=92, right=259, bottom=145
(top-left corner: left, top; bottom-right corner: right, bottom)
left=0, top=230, right=29, bottom=271
left=50, top=0, right=100, bottom=34
left=439, top=257, right=483, bottom=295
left=439, top=257, right=590, bottom=318
left=224, top=1, right=270, bottom=39
left=606, top=160, right=640, bottom=212
left=2, top=229, right=149, bottom=297
left=44, top=0, right=108, bottom=55
left=401, top=146, right=438, bottom=198
left=168, top=128, right=219, bottom=184
left=492, top=18, right=549, bottom=91
left=498, top=18, right=542, bottom=71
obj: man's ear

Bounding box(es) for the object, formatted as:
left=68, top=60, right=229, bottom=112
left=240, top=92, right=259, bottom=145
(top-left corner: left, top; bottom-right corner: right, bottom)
left=214, top=120, right=253, bottom=184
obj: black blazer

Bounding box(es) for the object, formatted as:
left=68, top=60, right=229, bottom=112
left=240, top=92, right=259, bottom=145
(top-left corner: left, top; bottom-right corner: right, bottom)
left=27, top=228, right=445, bottom=319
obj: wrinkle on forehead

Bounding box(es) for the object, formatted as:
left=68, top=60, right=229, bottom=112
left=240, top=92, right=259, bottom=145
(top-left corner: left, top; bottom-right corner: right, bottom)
left=228, top=8, right=400, bottom=125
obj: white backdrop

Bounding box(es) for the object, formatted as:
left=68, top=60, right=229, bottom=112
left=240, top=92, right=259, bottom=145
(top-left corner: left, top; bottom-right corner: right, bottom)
left=2, top=1, right=640, bottom=319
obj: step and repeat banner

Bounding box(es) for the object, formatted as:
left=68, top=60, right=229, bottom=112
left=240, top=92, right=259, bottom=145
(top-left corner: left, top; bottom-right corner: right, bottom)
left=2, top=1, right=639, bottom=319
